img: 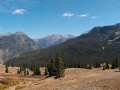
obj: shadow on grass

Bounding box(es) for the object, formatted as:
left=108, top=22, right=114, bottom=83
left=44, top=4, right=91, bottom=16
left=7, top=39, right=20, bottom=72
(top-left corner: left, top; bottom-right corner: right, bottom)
left=114, top=70, right=120, bottom=72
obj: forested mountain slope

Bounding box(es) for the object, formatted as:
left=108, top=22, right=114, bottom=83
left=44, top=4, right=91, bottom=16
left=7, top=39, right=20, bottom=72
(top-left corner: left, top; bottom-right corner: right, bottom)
left=6, top=23, right=120, bottom=67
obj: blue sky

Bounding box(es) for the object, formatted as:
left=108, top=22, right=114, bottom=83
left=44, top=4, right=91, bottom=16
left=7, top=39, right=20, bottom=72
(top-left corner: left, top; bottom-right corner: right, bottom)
left=0, top=0, right=120, bottom=38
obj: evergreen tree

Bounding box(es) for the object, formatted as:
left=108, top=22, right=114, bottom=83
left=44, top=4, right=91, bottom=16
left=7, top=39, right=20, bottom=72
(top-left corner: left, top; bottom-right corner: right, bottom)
left=5, top=64, right=9, bottom=73
left=24, top=68, right=27, bottom=76
left=64, top=63, right=68, bottom=69
left=17, top=69, right=21, bottom=74
left=77, top=63, right=81, bottom=68
left=106, top=62, right=109, bottom=69
left=112, top=57, right=120, bottom=69
left=33, top=67, right=41, bottom=75
left=48, top=57, right=56, bottom=76
left=20, top=66, right=22, bottom=73
left=112, top=59, right=117, bottom=69
left=12, top=62, right=14, bottom=67
left=89, top=65, right=93, bottom=70
left=103, top=66, right=105, bottom=71
left=117, top=58, right=120, bottom=70
left=27, top=70, right=29, bottom=75
left=116, top=57, right=118, bottom=68
left=44, top=67, right=48, bottom=76
left=55, top=53, right=65, bottom=78
left=95, top=62, right=100, bottom=68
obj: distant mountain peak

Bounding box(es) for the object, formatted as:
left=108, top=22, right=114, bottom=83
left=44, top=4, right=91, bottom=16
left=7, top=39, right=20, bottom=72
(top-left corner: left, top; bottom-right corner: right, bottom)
left=0, top=31, right=26, bottom=38
left=0, top=32, right=12, bottom=37
left=115, top=23, right=120, bottom=26
left=0, top=31, right=40, bottom=63
left=38, top=34, right=76, bottom=48
left=14, top=32, right=25, bottom=35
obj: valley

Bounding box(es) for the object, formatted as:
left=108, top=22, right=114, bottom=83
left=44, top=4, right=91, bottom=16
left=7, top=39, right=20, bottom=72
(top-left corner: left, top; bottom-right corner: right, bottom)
left=1, top=0, right=120, bottom=90
left=1, top=23, right=120, bottom=90
left=6, top=23, right=120, bottom=67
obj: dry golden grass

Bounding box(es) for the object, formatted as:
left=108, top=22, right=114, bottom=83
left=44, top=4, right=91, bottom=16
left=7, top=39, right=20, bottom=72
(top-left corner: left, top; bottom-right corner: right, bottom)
left=0, top=64, right=120, bottom=90
left=0, top=78, right=19, bottom=89
left=23, top=68, right=120, bottom=90
left=15, top=85, right=26, bottom=90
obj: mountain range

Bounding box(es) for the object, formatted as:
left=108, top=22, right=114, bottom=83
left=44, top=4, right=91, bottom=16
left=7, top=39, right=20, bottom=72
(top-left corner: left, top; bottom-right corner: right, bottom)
left=6, top=23, right=120, bottom=67
left=38, top=34, right=76, bottom=48
left=0, top=32, right=75, bottom=63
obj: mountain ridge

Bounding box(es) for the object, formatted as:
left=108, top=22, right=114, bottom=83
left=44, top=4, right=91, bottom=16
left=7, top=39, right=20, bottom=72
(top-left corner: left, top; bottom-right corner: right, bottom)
left=38, top=34, right=76, bottom=48
left=0, top=32, right=40, bottom=63
left=5, top=23, right=120, bottom=67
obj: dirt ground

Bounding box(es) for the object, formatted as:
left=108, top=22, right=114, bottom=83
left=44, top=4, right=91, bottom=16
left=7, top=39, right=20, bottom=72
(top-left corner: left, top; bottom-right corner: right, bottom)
left=0, top=64, right=120, bottom=90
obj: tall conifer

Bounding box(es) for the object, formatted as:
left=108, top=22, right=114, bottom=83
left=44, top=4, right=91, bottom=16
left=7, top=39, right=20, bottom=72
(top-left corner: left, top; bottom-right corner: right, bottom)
left=48, top=57, right=56, bottom=76
left=5, top=64, right=9, bottom=73
left=55, top=53, right=65, bottom=78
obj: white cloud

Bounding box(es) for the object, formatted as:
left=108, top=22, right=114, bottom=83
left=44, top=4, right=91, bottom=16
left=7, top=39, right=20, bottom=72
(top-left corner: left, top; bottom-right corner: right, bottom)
left=91, top=16, right=97, bottom=19
left=0, top=0, right=40, bottom=14
left=62, top=12, right=98, bottom=19
left=77, top=13, right=89, bottom=17
left=62, top=13, right=74, bottom=17
left=12, top=9, right=26, bottom=15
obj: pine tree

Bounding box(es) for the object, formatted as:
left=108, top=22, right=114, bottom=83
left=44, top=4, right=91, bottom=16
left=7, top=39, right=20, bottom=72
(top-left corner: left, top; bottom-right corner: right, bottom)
left=5, top=64, right=9, bottom=73
left=106, top=62, right=109, bottom=69
left=17, top=69, right=21, bottom=74
left=112, top=59, right=117, bottom=69
left=89, top=65, right=93, bottom=70
left=118, top=58, right=120, bottom=70
left=33, top=67, right=41, bottom=75
left=48, top=57, right=56, bottom=76
left=44, top=67, right=48, bottom=76
left=12, top=62, right=14, bottom=67
left=55, top=53, right=65, bottom=78
left=112, top=60, right=115, bottom=69
left=20, top=66, right=22, bottom=73
left=95, top=62, right=100, bottom=68
left=24, top=68, right=27, bottom=76
left=116, top=57, right=118, bottom=68
left=103, top=66, right=105, bottom=71
left=27, top=70, right=29, bottom=75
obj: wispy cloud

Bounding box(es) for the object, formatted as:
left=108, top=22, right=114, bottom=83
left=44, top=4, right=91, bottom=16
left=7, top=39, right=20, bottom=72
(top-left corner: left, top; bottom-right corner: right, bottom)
left=0, top=0, right=40, bottom=14
left=62, top=12, right=98, bottom=19
left=12, top=9, right=26, bottom=15
left=62, top=13, right=74, bottom=17
left=91, top=16, right=97, bottom=19
left=77, top=13, right=90, bottom=17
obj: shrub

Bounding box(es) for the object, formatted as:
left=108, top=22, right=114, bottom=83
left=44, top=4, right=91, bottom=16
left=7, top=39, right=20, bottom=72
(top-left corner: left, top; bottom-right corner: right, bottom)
left=0, top=85, right=4, bottom=90
left=0, top=78, right=19, bottom=89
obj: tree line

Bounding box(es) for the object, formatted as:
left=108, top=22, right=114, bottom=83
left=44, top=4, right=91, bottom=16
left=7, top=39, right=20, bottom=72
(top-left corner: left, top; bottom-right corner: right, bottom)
left=5, top=53, right=65, bottom=79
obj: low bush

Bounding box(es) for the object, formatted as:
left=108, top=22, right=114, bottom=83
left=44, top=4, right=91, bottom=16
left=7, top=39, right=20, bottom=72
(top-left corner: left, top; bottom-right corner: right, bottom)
left=0, top=78, right=19, bottom=89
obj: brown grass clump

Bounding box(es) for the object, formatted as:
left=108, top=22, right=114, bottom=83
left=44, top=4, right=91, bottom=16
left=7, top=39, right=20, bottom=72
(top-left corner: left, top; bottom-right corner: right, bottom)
left=15, top=85, right=26, bottom=90
left=0, top=85, right=4, bottom=90
left=0, top=78, right=19, bottom=89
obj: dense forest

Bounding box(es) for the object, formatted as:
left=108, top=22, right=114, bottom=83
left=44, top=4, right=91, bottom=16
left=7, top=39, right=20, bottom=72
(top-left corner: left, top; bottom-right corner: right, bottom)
left=5, top=23, right=120, bottom=68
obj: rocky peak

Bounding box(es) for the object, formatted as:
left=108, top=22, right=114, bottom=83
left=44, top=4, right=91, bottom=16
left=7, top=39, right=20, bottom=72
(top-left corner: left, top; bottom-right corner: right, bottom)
left=14, top=32, right=25, bottom=35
